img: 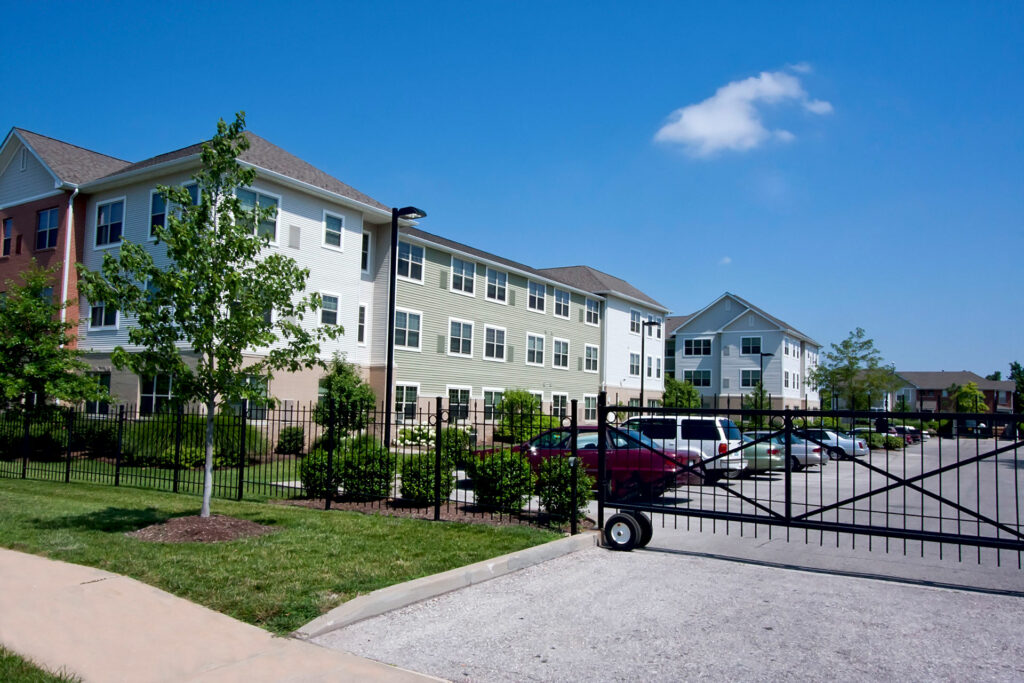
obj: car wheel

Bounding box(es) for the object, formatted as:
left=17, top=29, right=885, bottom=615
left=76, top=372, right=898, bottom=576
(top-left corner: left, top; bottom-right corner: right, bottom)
left=834, top=447, right=847, bottom=460
left=826, top=447, right=838, bottom=460
left=626, top=511, right=654, bottom=548
left=789, top=456, right=803, bottom=472
left=604, top=513, right=641, bottom=551
left=723, top=468, right=742, bottom=480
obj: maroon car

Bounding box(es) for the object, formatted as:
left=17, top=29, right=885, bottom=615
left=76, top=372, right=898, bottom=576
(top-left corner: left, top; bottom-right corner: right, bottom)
left=521, top=426, right=704, bottom=501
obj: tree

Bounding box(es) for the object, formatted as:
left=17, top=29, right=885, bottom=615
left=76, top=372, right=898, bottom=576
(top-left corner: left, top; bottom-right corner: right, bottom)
left=78, top=113, right=341, bottom=517
left=742, top=381, right=770, bottom=428
left=314, top=353, right=376, bottom=434
left=808, top=328, right=899, bottom=410
left=947, top=382, right=988, bottom=413
left=985, top=371, right=1002, bottom=381
left=662, top=377, right=702, bottom=409
left=0, top=261, right=107, bottom=411
left=1009, top=362, right=1024, bottom=414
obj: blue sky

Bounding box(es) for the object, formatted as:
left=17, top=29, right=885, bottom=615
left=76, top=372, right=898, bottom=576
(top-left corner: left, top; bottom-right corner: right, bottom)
left=3, top=1, right=1021, bottom=376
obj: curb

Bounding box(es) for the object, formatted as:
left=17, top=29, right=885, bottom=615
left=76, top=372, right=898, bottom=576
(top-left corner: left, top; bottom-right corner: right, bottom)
left=294, top=531, right=599, bottom=640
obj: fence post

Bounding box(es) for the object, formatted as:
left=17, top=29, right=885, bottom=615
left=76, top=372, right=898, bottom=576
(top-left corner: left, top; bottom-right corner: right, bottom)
left=433, top=398, right=443, bottom=521
left=237, top=399, right=247, bottom=501
left=570, top=398, right=579, bottom=536
left=20, top=409, right=30, bottom=479
left=64, top=408, right=75, bottom=484
left=783, top=409, right=792, bottom=523
left=597, top=391, right=607, bottom=529
left=325, top=394, right=335, bottom=511
left=173, top=403, right=183, bottom=493
left=114, top=405, right=126, bottom=487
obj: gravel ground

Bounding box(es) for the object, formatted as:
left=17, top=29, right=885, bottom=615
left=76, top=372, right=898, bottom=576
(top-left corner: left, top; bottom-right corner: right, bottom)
left=315, top=546, right=1024, bottom=682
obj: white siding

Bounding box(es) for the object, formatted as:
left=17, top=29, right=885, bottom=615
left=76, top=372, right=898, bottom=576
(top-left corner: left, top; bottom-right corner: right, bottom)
left=0, top=143, right=57, bottom=208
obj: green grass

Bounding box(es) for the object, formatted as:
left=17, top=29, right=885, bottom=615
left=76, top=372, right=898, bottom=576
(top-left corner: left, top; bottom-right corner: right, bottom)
left=0, top=478, right=558, bottom=635
left=0, top=646, right=79, bottom=683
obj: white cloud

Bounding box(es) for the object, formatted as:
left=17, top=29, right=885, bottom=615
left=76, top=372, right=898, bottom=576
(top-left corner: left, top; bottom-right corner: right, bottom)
left=788, top=62, right=813, bottom=74
left=654, top=69, right=832, bottom=157
left=718, top=256, right=732, bottom=266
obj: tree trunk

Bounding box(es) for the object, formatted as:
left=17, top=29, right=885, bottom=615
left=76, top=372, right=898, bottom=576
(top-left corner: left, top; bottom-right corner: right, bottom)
left=201, top=393, right=215, bottom=518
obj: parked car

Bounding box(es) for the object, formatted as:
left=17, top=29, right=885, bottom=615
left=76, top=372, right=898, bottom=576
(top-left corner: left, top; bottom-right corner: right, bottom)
left=744, top=431, right=824, bottom=470
left=891, top=426, right=920, bottom=444
left=520, top=426, right=704, bottom=501
left=621, top=416, right=748, bottom=483
left=739, top=434, right=785, bottom=473
left=797, top=428, right=869, bottom=459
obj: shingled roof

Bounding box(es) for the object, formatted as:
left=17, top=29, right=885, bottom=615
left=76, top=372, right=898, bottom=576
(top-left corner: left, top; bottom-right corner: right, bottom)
left=897, top=371, right=1016, bottom=393
left=536, top=265, right=668, bottom=311
left=13, top=128, right=130, bottom=185
left=665, top=315, right=692, bottom=334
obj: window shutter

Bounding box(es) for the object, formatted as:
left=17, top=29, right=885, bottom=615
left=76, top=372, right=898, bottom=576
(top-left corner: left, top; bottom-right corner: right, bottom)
left=723, top=378, right=730, bottom=389
left=578, top=308, right=584, bottom=322
left=437, top=335, right=445, bottom=354
left=508, top=290, right=515, bottom=306
left=288, top=225, right=300, bottom=249
left=577, top=357, right=583, bottom=371
left=723, top=346, right=730, bottom=356
left=507, top=345, right=514, bottom=362
left=440, top=269, right=448, bottom=289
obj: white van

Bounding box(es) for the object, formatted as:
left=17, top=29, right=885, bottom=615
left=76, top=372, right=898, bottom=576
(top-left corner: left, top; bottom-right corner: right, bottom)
left=621, top=416, right=748, bottom=483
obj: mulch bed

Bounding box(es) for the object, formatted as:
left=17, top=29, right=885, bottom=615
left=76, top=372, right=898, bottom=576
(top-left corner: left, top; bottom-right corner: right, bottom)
left=126, top=515, right=277, bottom=543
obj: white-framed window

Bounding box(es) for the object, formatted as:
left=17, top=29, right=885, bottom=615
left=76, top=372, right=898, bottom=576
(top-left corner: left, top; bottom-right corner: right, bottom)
left=450, top=256, right=476, bottom=295
left=530, top=390, right=544, bottom=406
left=526, top=333, right=545, bottom=366
left=88, top=302, right=118, bottom=330
left=684, top=339, right=712, bottom=356
left=361, top=231, right=371, bottom=272
left=741, top=337, right=762, bottom=355
left=320, top=294, right=339, bottom=325
left=448, top=318, right=473, bottom=357
left=2, top=218, right=11, bottom=256
left=646, top=314, right=658, bottom=337
left=551, top=393, right=568, bottom=418
left=553, top=338, right=569, bottom=369
left=85, top=372, right=111, bottom=415
left=528, top=281, right=546, bottom=312
left=395, top=309, right=421, bottom=350
left=627, top=398, right=641, bottom=417
left=486, top=268, right=507, bottom=303
left=584, top=344, right=599, bottom=373
left=629, top=353, right=640, bottom=377
left=784, top=371, right=790, bottom=388
left=586, top=298, right=600, bottom=326
left=484, top=325, right=506, bottom=361
left=323, top=211, right=344, bottom=250
left=36, top=207, right=59, bottom=250
left=656, top=358, right=662, bottom=379
left=584, top=395, right=598, bottom=422
left=553, top=289, right=570, bottom=318
left=648, top=399, right=660, bottom=408
left=95, top=198, right=124, bottom=247
left=741, top=369, right=761, bottom=388
left=357, top=304, right=366, bottom=344
left=395, top=384, right=419, bottom=421
left=630, top=309, right=642, bottom=334
left=653, top=316, right=662, bottom=339
left=397, top=241, right=424, bottom=282
left=684, top=370, right=711, bottom=387
left=483, top=388, right=504, bottom=420
left=447, top=386, right=471, bottom=420
left=236, top=188, right=279, bottom=242
left=647, top=356, right=653, bottom=378
left=795, top=373, right=800, bottom=390
left=140, top=374, right=173, bottom=415
left=151, top=185, right=198, bottom=240
left=229, top=375, right=270, bottom=420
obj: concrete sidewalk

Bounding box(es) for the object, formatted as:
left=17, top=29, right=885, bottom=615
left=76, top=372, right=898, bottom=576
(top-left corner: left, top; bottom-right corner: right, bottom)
left=0, top=549, right=436, bottom=682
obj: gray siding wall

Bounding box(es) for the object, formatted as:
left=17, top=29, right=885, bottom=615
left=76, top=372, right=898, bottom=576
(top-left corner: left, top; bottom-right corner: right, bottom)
left=0, top=144, right=56, bottom=207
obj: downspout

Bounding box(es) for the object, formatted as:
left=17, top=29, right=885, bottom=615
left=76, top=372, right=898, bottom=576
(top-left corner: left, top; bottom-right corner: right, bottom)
left=59, top=186, right=79, bottom=324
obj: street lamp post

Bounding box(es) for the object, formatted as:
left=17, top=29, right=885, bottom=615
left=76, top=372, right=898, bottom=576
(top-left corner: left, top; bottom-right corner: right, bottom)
left=384, top=206, right=426, bottom=448
left=639, top=319, right=662, bottom=409
left=758, top=352, right=774, bottom=414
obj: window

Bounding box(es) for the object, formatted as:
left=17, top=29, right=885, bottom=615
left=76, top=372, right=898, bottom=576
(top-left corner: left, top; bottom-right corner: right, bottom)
left=629, top=353, right=640, bottom=377
left=586, top=299, right=600, bottom=325
left=361, top=231, right=371, bottom=271
left=656, top=358, right=662, bottom=379
left=450, top=257, right=475, bottom=295
left=648, top=399, right=660, bottom=408
left=2, top=218, right=11, bottom=256
left=150, top=192, right=165, bottom=238
left=528, top=281, right=546, bottom=312
left=741, top=370, right=761, bottom=388
left=229, top=375, right=269, bottom=420
left=236, top=189, right=278, bottom=241
left=585, top=344, right=599, bottom=373
left=647, top=356, right=653, bottom=378
left=646, top=315, right=657, bottom=337
left=630, top=309, right=642, bottom=334
left=448, top=387, right=470, bottom=420
left=85, top=372, right=111, bottom=415
left=684, top=339, right=712, bottom=356
left=484, top=390, right=504, bottom=420
left=95, top=199, right=124, bottom=247
left=627, top=398, right=641, bottom=417
left=554, top=289, right=570, bottom=318
left=35, top=208, right=59, bottom=250
left=486, top=268, right=507, bottom=302
left=584, top=395, right=597, bottom=422
left=741, top=337, right=761, bottom=355
left=397, top=241, right=423, bottom=282
left=357, top=304, right=366, bottom=344
left=449, top=319, right=473, bottom=356
left=40, top=287, right=53, bottom=304
left=323, top=212, right=343, bottom=250
left=395, top=309, right=421, bottom=349
left=655, top=317, right=662, bottom=339
left=89, top=302, right=117, bottom=329
left=321, top=295, right=339, bottom=325
left=140, top=374, right=173, bottom=415
left=526, top=333, right=544, bottom=366
left=784, top=371, right=790, bottom=388
left=795, top=373, right=800, bottom=390
left=395, top=384, right=418, bottom=420
left=553, top=339, right=569, bottom=369
left=684, top=370, right=711, bottom=387
left=552, top=394, right=568, bottom=418
left=484, top=326, right=506, bottom=361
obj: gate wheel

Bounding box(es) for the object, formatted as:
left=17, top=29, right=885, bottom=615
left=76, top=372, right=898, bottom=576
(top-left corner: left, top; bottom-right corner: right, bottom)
left=604, top=513, right=640, bottom=551
left=626, top=511, right=653, bottom=548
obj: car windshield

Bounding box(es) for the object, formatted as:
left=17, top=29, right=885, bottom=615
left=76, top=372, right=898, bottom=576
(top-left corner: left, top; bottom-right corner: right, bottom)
left=616, top=428, right=660, bottom=450
left=624, top=418, right=676, bottom=440
left=719, top=419, right=742, bottom=441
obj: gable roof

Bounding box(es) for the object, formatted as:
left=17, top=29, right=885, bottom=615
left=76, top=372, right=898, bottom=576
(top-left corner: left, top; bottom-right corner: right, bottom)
left=897, top=371, right=1016, bottom=393
left=671, top=292, right=819, bottom=346
left=10, top=128, right=130, bottom=185
left=536, top=265, right=668, bottom=312
left=665, top=315, right=692, bottom=334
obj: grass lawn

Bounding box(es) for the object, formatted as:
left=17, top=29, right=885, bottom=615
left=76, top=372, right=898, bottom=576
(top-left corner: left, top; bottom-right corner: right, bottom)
left=0, top=478, right=558, bottom=634
left=0, top=646, right=79, bottom=683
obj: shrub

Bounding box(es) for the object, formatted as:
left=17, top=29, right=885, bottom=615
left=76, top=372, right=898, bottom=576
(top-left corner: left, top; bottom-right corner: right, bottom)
left=73, top=419, right=120, bottom=459
left=536, top=456, right=594, bottom=524
left=472, top=449, right=536, bottom=512
left=338, top=436, right=394, bottom=500
left=884, top=436, right=905, bottom=450
left=867, top=434, right=886, bottom=449
left=395, top=424, right=434, bottom=448
left=275, top=426, right=305, bottom=456
left=440, top=426, right=472, bottom=467
left=494, top=414, right=561, bottom=444
left=121, top=414, right=267, bottom=467
left=400, top=452, right=455, bottom=505
left=300, top=448, right=342, bottom=499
